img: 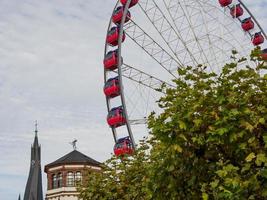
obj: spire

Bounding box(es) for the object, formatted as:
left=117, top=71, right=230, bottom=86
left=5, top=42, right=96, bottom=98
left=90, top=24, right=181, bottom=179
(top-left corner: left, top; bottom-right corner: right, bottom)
left=23, top=122, right=43, bottom=200
left=33, top=121, right=38, bottom=147
left=35, top=120, right=38, bottom=134
left=18, top=194, right=21, bottom=200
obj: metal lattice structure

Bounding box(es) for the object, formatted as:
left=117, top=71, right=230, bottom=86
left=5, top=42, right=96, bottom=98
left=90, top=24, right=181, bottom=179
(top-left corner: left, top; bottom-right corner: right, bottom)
left=104, top=0, right=267, bottom=154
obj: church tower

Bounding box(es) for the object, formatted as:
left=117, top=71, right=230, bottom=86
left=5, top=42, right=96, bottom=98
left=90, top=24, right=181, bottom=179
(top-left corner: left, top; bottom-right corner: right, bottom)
left=23, top=122, right=43, bottom=200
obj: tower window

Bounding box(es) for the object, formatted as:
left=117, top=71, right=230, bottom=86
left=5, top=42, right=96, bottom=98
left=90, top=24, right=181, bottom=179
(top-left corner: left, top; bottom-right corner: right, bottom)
left=58, top=173, right=63, bottom=187
left=52, top=174, right=57, bottom=189
left=75, top=171, right=82, bottom=183
left=67, top=172, right=74, bottom=186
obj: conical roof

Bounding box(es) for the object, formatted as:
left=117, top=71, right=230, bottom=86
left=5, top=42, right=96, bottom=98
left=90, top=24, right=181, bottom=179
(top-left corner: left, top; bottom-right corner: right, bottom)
left=45, top=150, right=101, bottom=171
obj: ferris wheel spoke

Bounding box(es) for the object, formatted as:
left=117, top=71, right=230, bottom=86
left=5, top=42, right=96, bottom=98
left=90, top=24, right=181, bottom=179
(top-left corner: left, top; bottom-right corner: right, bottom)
left=129, top=118, right=148, bottom=125
left=193, top=1, right=221, bottom=69
left=119, top=63, right=174, bottom=92
left=137, top=0, right=200, bottom=67
left=201, top=2, right=251, bottom=59
left=163, top=0, right=252, bottom=70
left=208, top=2, right=253, bottom=53
left=125, top=84, right=149, bottom=119
left=164, top=0, right=212, bottom=68
left=124, top=20, right=181, bottom=78
left=125, top=81, right=159, bottom=121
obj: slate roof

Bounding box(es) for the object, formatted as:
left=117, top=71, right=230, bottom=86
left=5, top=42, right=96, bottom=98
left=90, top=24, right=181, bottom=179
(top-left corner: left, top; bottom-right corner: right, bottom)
left=45, top=150, right=101, bottom=171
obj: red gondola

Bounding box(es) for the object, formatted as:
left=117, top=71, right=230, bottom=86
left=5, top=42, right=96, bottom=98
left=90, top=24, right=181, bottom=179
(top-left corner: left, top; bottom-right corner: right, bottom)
left=114, top=137, right=134, bottom=157
left=112, top=6, right=131, bottom=24
left=104, top=77, right=120, bottom=98
left=107, top=106, right=126, bottom=128
left=241, top=18, right=254, bottom=31
left=261, top=49, right=267, bottom=60
left=218, top=0, right=232, bottom=7
left=106, top=27, right=126, bottom=46
left=252, top=32, right=264, bottom=46
left=103, top=50, right=122, bottom=70
left=120, top=0, right=139, bottom=8
left=230, top=4, right=243, bottom=18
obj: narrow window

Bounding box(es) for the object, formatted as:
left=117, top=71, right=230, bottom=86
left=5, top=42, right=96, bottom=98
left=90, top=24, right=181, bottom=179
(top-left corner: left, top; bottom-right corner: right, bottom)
left=58, top=173, right=63, bottom=187
left=52, top=174, right=57, bottom=189
left=75, top=171, right=82, bottom=184
left=66, top=172, right=74, bottom=186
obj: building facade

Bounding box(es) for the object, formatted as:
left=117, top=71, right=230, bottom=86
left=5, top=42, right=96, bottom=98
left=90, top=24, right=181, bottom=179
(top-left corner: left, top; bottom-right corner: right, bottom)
left=44, top=150, right=101, bottom=200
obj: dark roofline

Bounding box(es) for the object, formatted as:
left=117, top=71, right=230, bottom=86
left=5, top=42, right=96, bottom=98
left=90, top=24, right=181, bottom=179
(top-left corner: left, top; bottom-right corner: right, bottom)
left=44, top=150, right=101, bottom=172
left=44, top=162, right=101, bottom=173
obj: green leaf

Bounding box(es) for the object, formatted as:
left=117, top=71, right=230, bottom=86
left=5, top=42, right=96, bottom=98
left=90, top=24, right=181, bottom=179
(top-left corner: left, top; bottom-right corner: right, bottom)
left=259, top=118, right=266, bottom=125
left=202, top=193, right=209, bottom=200
left=178, top=120, right=187, bottom=130
left=232, top=50, right=238, bottom=55
left=260, top=169, right=267, bottom=179
left=255, top=153, right=267, bottom=166
left=177, top=68, right=186, bottom=75
left=168, top=165, right=175, bottom=172
left=264, top=135, right=267, bottom=148
left=246, top=153, right=256, bottom=162
left=210, top=179, right=219, bottom=189
left=193, top=119, right=203, bottom=127
left=241, top=163, right=251, bottom=173
left=217, top=128, right=228, bottom=136
left=216, top=170, right=228, bottom=178
left=248, top=137, right=255, bottom=144
left=241, top=121, right=254, bottom=132
left=239, top=143, right=247, bottom=150
left=172, top=144, right=183, bottom=153
left=179, top=134, right=188, bottom=141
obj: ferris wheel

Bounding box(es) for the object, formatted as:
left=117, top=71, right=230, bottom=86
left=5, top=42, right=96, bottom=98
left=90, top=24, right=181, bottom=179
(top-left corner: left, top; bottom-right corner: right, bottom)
left=103, top=0, right=267, bottom=156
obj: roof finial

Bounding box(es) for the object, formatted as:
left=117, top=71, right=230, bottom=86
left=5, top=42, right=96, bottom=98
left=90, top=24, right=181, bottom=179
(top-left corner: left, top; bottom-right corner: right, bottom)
left=35, top=120, right=38, bottom=134
left=69, top=139, right=77, bottom=150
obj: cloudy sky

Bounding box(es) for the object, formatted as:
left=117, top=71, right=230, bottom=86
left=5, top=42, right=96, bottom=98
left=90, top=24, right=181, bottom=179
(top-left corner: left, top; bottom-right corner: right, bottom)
left=0, top=0, right=266, bottom=199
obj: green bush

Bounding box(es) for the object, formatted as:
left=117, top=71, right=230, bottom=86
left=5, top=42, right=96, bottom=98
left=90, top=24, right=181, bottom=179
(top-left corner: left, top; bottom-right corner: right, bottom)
left=79, top=50, right=267, bottom=200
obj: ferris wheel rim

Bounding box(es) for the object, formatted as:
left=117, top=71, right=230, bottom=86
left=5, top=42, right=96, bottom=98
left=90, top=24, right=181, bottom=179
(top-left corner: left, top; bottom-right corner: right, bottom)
left=104, top=1, right=120, bottom=143
left=104, top=0, right=136, bottom=148
left=237, top=0, right=267, bottom=40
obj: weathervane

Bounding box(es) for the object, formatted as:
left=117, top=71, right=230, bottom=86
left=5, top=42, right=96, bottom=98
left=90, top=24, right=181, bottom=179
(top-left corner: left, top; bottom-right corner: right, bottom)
left=69, top=139, right=78, bottom=150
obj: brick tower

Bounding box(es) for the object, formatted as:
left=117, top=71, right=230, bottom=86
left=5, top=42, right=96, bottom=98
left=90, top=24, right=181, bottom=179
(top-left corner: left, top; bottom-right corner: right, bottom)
left=44, top=149, right=101, bottom=200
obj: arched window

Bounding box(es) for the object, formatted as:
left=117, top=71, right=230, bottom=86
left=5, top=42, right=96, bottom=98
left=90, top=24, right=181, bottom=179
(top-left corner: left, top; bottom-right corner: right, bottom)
left=75, top=171, right=82, bottom=184
left=52, top=174, right=57, bottom=189
left=67, top=172, right=74, bottom=186
left=58, top=173, right=63, bottom=188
